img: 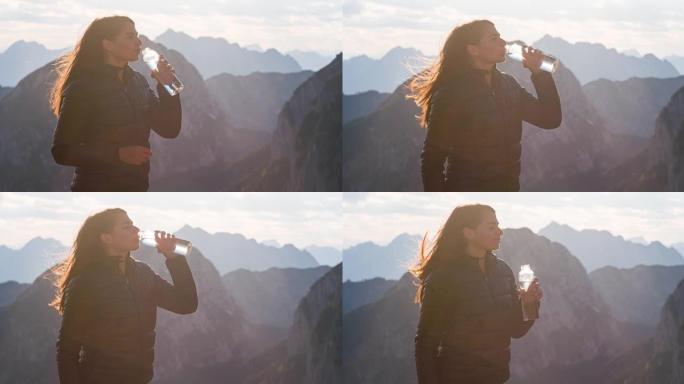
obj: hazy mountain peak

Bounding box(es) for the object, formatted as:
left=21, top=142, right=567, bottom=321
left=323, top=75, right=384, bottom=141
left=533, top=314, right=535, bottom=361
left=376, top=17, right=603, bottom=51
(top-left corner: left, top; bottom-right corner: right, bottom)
left=21, top=237, right=64, bottom=251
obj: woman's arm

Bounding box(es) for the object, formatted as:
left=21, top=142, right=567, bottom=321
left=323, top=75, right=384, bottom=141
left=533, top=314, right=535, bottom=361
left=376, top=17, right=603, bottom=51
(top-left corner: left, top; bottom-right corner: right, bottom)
left=415, top=272, right=452, bottom=384
left=51, top=81, right=122, bottom=167
left=147, top=81, right=182, bottom=139
left=56, top=277, right=92, bottom=384
left=421, top=90, right=460, bottom=192
left=518, top=72, right=562, bottom=129
left=507, top=270, right=537, bottom=339
left=151, top=255, right=198, bottom=314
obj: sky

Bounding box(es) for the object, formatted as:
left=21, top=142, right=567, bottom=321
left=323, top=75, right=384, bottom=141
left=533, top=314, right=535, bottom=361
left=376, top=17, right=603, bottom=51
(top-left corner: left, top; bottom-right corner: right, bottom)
left=342, top=193, right=684, bottom=249
left=0, top=0, right=341, bottom=54
left=0, top=193, right=343, bottom=250
left=342, top=0, right=684, bottom=58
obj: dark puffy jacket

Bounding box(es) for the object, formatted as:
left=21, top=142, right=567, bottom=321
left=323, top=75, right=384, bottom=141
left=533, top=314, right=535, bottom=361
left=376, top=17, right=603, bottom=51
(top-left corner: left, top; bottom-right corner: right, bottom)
left=421, top=67, right=561, bottom=192
left=414, top=252, right=536, bottom=384
left=56, top=254, right=198, bottom=384
left=52, top=63, right=182, bottom=192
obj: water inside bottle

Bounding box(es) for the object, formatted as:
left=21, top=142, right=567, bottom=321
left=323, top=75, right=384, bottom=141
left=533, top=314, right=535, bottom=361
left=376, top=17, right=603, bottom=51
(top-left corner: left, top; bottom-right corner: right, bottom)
left=518, top=264, right=535, bottom=290
left=141, top=47, right=184, bottom=96
left=139, top=230, right=191, bottom=256
left=506, top=41, right=559, bottom=73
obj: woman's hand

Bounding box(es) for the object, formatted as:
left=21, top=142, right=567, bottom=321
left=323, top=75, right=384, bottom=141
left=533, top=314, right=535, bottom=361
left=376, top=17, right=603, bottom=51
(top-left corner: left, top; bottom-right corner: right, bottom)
left=151, top=55, right=176, bottom=86
left=522, top=47, right=545, bottom=74
left=154, top=231, right=178, bottom=259
left=118, top=145, right=151, bottom=165
left=519, top=278, right=543, bottom=304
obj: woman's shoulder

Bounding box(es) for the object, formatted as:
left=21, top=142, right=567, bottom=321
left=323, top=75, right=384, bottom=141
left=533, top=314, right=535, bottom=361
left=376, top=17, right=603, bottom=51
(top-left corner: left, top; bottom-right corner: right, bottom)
left=491, top=255, right=515, bottom=276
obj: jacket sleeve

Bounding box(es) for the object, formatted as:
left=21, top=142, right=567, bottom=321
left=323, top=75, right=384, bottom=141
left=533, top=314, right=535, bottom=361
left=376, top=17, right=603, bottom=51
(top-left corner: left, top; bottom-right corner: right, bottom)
left=56, top=277, right=93, bottom=384
left=148, top=81, right=182, bottom=139
left=52, top=81, right=122, bottom=167
left=421, top=90, right=461, bottom=192
left=415, top=272, right=454, bottom=384
left=506, top=268, right=536, bottom=339
left=518, top=71, right=562, bottom=129
left=151, top=255, right=198, bottom=314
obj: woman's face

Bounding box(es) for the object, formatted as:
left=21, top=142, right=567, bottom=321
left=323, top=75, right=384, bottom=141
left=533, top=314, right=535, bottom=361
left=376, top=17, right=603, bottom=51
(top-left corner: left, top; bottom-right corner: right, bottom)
left=464, top=210, right=503, bottom=251
left=100, top=212, right=141, bottom=254
left=102, top=21, right=142, bottom=63
left=467, top=23, right=506, bottom=65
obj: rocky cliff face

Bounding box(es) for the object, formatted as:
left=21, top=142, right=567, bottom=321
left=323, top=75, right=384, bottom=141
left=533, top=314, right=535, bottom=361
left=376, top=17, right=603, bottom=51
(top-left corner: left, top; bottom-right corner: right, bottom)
left=342, top=228, right=643, bottom=384
left=589, top=265, right=684, bottom=327
left=0, top=61, right=72, bottom=190
left=222, top=265, right=331, bottom=327
left=592, top=83, right=684, bottom=191
left=654, top=86, right=684, bottom=191
left=342, top=277, right=396, bottom=314
left=267, top=54, right=342, bottom=191
left=154, top=54, right=342, bottom=191
left=206, top=70, right=313, bottom=133
left=0, top=281, right=29, bottom=307
left=582, top=76, right=684, bottom=138
left=645, top=278, right=684, bottom=383
left=343, top=90, right=389, bottom=124
left=283, top=263, right=341, bottom=383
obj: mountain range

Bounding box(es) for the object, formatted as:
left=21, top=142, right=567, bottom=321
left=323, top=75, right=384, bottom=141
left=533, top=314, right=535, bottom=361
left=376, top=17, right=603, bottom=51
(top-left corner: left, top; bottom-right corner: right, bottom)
left=532, top=35, right=680, bottom=85
left=539, top=222, right=684, bottom=272
left=343, top=47, right=425, bottom=94
left=154, top=29, right=302, bottom=78
left=0, top=40, right=68, bottom=87
left=174, top=225, right=319, bottom=274
left=342, top=233, right=421, bottom=281
left=0, top=237, right=67, bottom=283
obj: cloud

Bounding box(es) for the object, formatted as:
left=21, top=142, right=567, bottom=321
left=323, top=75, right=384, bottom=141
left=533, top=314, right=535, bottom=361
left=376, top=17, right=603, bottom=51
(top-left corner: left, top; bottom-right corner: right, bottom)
left=0, top=0, right=341, bottom=53
left=342, top=0, right=684, bottom=58
left=0, top=193, right=343, bottom=250
left=342, top=193, right=684, bottom=249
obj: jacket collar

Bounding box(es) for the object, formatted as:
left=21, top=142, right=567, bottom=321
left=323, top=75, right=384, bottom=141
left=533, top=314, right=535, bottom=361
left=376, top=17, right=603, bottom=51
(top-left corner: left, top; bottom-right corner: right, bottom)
left=95, top=62, right=135, bottom=83
left=465, top=66, right=502, bottom=87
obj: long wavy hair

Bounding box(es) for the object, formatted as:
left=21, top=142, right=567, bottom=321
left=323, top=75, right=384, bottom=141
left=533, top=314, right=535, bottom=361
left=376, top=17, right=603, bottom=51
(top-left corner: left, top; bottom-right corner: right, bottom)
left=410, top=204, right=495, bottom=303
left=49, top=208, right=127, bottom=314
left=407, top=20, right=494, bottom=128
left=49, top=16, right=134, bottom=116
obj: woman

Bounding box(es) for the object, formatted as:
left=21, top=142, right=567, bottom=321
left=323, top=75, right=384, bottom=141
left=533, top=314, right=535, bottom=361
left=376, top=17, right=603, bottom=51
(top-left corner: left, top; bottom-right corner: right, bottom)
left=408, top=20, right=562, bottom=192
left=411, top=204, right=543, bottom=383
left=50, top=16, right=182, bottom=191
left=51, top=208, right=198, bottom=383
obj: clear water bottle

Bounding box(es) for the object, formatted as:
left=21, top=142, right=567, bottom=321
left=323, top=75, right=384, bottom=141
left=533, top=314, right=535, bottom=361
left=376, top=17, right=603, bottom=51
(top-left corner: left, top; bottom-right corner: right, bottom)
left=142, top=47, right=184, bottom=96
left=139, top=230, right=192, bottom=257
left=506, top=41, right=559, bottom=73
left=518, top=264, right=539, bottom=320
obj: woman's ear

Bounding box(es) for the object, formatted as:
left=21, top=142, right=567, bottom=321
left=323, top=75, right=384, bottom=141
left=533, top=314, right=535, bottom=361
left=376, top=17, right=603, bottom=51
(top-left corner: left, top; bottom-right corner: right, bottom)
left=100, top=232, right=112, bottom=246
left=466, top=44, right=479, bottom=58
left=462, top=227, right=474, bottom=241
left=102, top=39, right=114, bottom=55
